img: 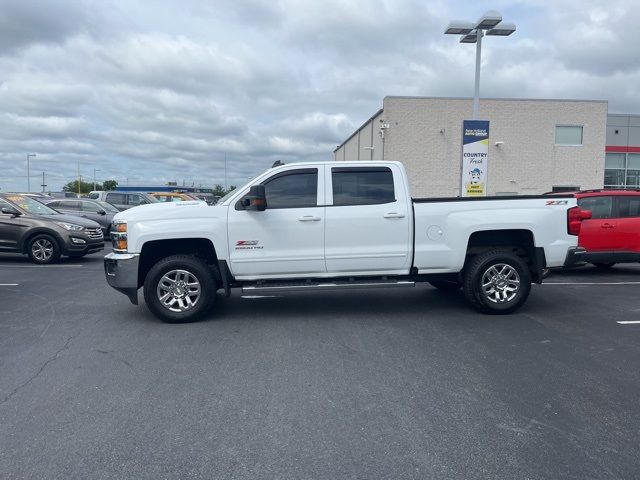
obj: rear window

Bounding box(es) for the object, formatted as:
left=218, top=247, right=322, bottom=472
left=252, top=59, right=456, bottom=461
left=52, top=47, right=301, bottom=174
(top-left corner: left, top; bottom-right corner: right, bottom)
left=617, top=196, right=640, bottom=218
left=331, top=167, right=395, bottom=206
left=106, top=193, right=126, bottom=204
left=578, top=196, right=613, bottom=219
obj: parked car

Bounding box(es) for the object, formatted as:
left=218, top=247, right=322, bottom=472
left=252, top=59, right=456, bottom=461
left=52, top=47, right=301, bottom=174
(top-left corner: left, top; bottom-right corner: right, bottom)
left=92, top=191, right=159, bottom=211
left=104, top=161, right=580, bottom=323
left=0, top=194, right=103, bottom=264
left=48, top=191, right=78, bottom=198
left=43, top=198, right=119, bottom=237
left=149, top=192, right=201, bottom=203
left=560, top=189, right=640, bottom=268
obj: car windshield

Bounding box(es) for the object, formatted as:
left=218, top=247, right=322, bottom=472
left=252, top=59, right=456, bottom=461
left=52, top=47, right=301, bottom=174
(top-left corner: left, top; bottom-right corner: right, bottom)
left=5, top=195, right=59, bottom=215
left=98, top=201, right=119, bottom=213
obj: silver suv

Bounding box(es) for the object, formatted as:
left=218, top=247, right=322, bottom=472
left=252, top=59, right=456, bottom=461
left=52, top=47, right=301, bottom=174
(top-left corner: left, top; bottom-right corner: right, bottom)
left=92, top=192, right=159, bottom=211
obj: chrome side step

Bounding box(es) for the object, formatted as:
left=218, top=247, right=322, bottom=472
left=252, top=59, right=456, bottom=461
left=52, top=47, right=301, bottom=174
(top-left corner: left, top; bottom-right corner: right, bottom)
left=242, top=280, right=415, bottom=294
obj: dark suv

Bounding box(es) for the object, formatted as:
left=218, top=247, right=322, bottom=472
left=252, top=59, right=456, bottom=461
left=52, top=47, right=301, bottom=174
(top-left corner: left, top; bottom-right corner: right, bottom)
left=0, top=194, right=104, bottom=264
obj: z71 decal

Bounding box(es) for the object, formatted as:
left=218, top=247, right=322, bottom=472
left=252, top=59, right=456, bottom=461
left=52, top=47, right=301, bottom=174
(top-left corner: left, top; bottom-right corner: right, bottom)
left=545, top=200, right=568, bottom=205
left=235, top=240, right=263, bottom=250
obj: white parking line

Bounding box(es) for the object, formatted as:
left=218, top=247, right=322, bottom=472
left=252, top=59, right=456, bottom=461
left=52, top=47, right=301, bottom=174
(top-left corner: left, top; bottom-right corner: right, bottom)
left=616, top=321, right=640, bottom=325
left=0, top=283, right=18, bottom=286
left=544, top=282, right=640, bottom=285
left=0, top=264, right=83, bottom=269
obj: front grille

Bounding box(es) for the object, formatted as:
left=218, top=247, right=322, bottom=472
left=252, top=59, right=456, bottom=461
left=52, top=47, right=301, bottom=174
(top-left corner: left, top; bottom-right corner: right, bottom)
left=85, top=228, right=103, bottom=239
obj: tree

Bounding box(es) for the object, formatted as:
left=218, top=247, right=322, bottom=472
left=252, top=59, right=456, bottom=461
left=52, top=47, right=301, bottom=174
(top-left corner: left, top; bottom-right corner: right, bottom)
left=212, top=184, right=236, bottom=197
left=102, top=180, right=118, bottom=191
left=62, top=180, right=99, bottom=194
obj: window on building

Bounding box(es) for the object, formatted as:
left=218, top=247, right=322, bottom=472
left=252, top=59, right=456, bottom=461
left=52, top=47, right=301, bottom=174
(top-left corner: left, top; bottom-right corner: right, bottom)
left=555, top=126, right=583, bottom=146
left=604, top=153, right=627, bottom=189
left=331, top=167, right=395, bottom=206
left=263, top=170, right=318, bottom=209
left=626, top=154, right=640, bottom=188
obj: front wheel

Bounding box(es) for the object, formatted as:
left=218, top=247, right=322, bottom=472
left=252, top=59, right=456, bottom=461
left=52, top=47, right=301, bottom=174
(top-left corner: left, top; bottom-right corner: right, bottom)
left=463, top=250, right=531, bottom=314
left=27, top=234, right=61, bottom=264
left=143, top=255, right=218, bottom=323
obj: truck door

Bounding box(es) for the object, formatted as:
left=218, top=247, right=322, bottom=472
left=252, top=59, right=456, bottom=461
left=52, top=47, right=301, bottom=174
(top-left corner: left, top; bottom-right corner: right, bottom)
left=324, top=165, right=411, bottom=274
left=613, top=195, right=640, bottom=255
left=227, top=167, right=326, bottom=278
left=578, top=196, right=619, bottom=251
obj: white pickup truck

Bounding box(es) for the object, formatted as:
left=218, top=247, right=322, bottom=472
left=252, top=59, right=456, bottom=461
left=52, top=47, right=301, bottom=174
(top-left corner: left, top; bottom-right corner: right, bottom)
left=104, top=161, right=580, bottom=323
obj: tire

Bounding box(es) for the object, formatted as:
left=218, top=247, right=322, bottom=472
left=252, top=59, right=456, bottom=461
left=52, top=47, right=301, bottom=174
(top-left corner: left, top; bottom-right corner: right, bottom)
left=27, top=234, right=61, bottom=265
left=429, top=280, right=462, bottom=291
left=592, top=262, right=615, bottom=269
left=143, top=255, right=218, bottom=323
left=462, top=249, right=531, bottom=315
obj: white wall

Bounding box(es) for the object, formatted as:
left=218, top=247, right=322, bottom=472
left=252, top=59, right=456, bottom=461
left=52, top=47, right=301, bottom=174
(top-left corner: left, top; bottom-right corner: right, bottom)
left=335, top=97, right=608, bottom=197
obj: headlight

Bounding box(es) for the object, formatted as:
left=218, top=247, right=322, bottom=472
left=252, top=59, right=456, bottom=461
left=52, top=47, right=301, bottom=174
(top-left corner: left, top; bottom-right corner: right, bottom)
left=111, top=220, right=128, bottom=252
left=54, top=221, right=84, bottom=231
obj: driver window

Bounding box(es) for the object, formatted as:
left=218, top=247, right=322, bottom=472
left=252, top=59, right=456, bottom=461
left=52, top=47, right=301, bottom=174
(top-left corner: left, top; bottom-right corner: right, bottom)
left=263, top=170, right=318, bottom=209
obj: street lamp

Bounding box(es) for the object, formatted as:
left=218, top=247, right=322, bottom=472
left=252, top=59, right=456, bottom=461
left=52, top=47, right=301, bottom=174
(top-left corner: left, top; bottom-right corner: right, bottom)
left=444, top=11, right=516, bottom=119
left=93, top=168, right=101, bottom=191
left=26, top=153, right=36, bottom=192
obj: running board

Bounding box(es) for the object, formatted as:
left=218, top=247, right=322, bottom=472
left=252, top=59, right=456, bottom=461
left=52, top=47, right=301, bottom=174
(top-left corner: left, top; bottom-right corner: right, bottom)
left=242, top=279, right=415, bottom=294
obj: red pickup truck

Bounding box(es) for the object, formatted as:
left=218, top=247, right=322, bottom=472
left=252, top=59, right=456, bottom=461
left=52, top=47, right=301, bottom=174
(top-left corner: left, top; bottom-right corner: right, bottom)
left=562, top=190, right=640, bottom=268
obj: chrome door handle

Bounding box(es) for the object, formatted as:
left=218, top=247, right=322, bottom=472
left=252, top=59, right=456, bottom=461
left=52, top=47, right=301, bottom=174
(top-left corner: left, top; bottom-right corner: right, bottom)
left=601, top=223, right=614, bottom=228
left=298, top=216, right=321, bottom=222
left=384, top=212, right=405, bottom=219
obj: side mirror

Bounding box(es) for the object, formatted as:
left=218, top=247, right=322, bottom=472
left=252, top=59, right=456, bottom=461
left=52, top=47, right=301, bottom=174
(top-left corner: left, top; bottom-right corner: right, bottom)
left=99, top=209, right=107, bottom=215
left=1, top=207, right=21, bottom=217
left=241, top=185, right=267, bottom=211
left=579, top=209, right=592, bottom=220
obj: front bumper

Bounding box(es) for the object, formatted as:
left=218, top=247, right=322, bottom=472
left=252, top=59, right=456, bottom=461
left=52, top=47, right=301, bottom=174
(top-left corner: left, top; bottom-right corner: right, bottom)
left=104, top=252, right=140, bottom=305
left=62, top=235, right=104, bottom=255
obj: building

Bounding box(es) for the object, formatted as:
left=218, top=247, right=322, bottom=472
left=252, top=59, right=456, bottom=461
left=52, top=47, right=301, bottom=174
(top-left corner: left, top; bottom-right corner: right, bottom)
left=333, top=96, right=608, bottom=197
left=605, top=114, right=640, bottom=189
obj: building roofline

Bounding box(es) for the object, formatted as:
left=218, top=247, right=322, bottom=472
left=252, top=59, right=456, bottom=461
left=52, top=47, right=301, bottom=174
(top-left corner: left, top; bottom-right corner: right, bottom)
left=333, top=108, right=383, bottom=153
left=384, top=95, right=608, bottom=104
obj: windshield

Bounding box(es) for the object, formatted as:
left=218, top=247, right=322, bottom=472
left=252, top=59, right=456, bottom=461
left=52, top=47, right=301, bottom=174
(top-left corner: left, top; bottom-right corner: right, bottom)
left=5, top=195, right=59, bottom=215
left=98, top=201, right=119, bottom=213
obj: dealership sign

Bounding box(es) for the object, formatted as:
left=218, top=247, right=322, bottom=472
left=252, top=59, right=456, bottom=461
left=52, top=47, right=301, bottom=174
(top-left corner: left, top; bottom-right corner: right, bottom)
left=461, top=120, right=490, bottom=197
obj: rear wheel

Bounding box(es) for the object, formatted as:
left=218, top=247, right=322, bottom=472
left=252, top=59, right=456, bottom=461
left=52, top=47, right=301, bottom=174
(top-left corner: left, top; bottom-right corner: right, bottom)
left=27, top=234, right=61, bottom=265
left=463, top=249, right=531, bottom=314
left=592, top=262, right=615, bottom=269
left=143, top=255, right=218, bottom=323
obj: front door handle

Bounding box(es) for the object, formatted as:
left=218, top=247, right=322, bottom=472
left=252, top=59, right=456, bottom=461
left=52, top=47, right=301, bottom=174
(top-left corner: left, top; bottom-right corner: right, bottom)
left=298, top=216, right=321, bottom=222
left=601, top=223, right=615, bottom=229
left=384, top=212, right=405, bottom=219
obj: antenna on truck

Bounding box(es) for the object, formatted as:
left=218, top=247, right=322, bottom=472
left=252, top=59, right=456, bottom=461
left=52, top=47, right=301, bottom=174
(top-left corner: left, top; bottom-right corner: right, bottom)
left=271, top=160, right=285, bottom=168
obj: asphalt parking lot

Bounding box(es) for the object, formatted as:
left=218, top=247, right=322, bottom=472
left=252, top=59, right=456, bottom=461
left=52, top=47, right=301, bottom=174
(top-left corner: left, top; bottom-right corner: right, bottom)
left=1, top=248, right=639, bottom=480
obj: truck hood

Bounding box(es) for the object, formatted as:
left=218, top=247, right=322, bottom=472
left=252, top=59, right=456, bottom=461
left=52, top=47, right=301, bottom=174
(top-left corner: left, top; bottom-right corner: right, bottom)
left=113, top=200, right=210, bottom=222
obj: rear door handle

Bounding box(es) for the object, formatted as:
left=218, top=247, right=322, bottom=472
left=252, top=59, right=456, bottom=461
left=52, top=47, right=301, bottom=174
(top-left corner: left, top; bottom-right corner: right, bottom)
left=601, top=223, right=615, bottom=228
left=384, top=212, right=405, bottom=219
left=298, top=216, right=321, bottom=222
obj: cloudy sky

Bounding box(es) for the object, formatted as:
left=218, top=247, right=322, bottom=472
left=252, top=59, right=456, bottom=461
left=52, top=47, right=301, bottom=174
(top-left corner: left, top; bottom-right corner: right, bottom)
left=1, top=0, right=639, bottom=192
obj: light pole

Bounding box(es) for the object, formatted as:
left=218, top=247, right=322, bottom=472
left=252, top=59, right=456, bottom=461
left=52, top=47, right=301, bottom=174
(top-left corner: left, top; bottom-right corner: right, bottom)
left=93, top=168, right=101, bottom=191
left=444, top=11, right=516, bottom=119
left=26, top=153, right=36, bottom=192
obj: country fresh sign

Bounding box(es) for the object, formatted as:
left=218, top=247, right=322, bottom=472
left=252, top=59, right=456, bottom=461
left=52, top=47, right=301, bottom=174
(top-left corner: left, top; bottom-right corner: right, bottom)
left=461, top=120, right=490, bottom=197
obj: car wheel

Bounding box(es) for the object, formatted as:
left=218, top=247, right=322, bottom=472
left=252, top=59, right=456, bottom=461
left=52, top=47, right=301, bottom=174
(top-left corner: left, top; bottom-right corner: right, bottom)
left=429, top=280, right=462, bottom=291
left=592, top=262, right=616, bottom=269
left=27, top=234, right=61, bottom=265
left=143, top=255, right=218, bottom=323
left=463, top=249, right=531, bottom=315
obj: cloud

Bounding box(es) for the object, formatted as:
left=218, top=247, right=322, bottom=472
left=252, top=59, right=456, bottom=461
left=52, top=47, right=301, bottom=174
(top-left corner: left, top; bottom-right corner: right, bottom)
left=0, top=0, right=639, bottom=192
